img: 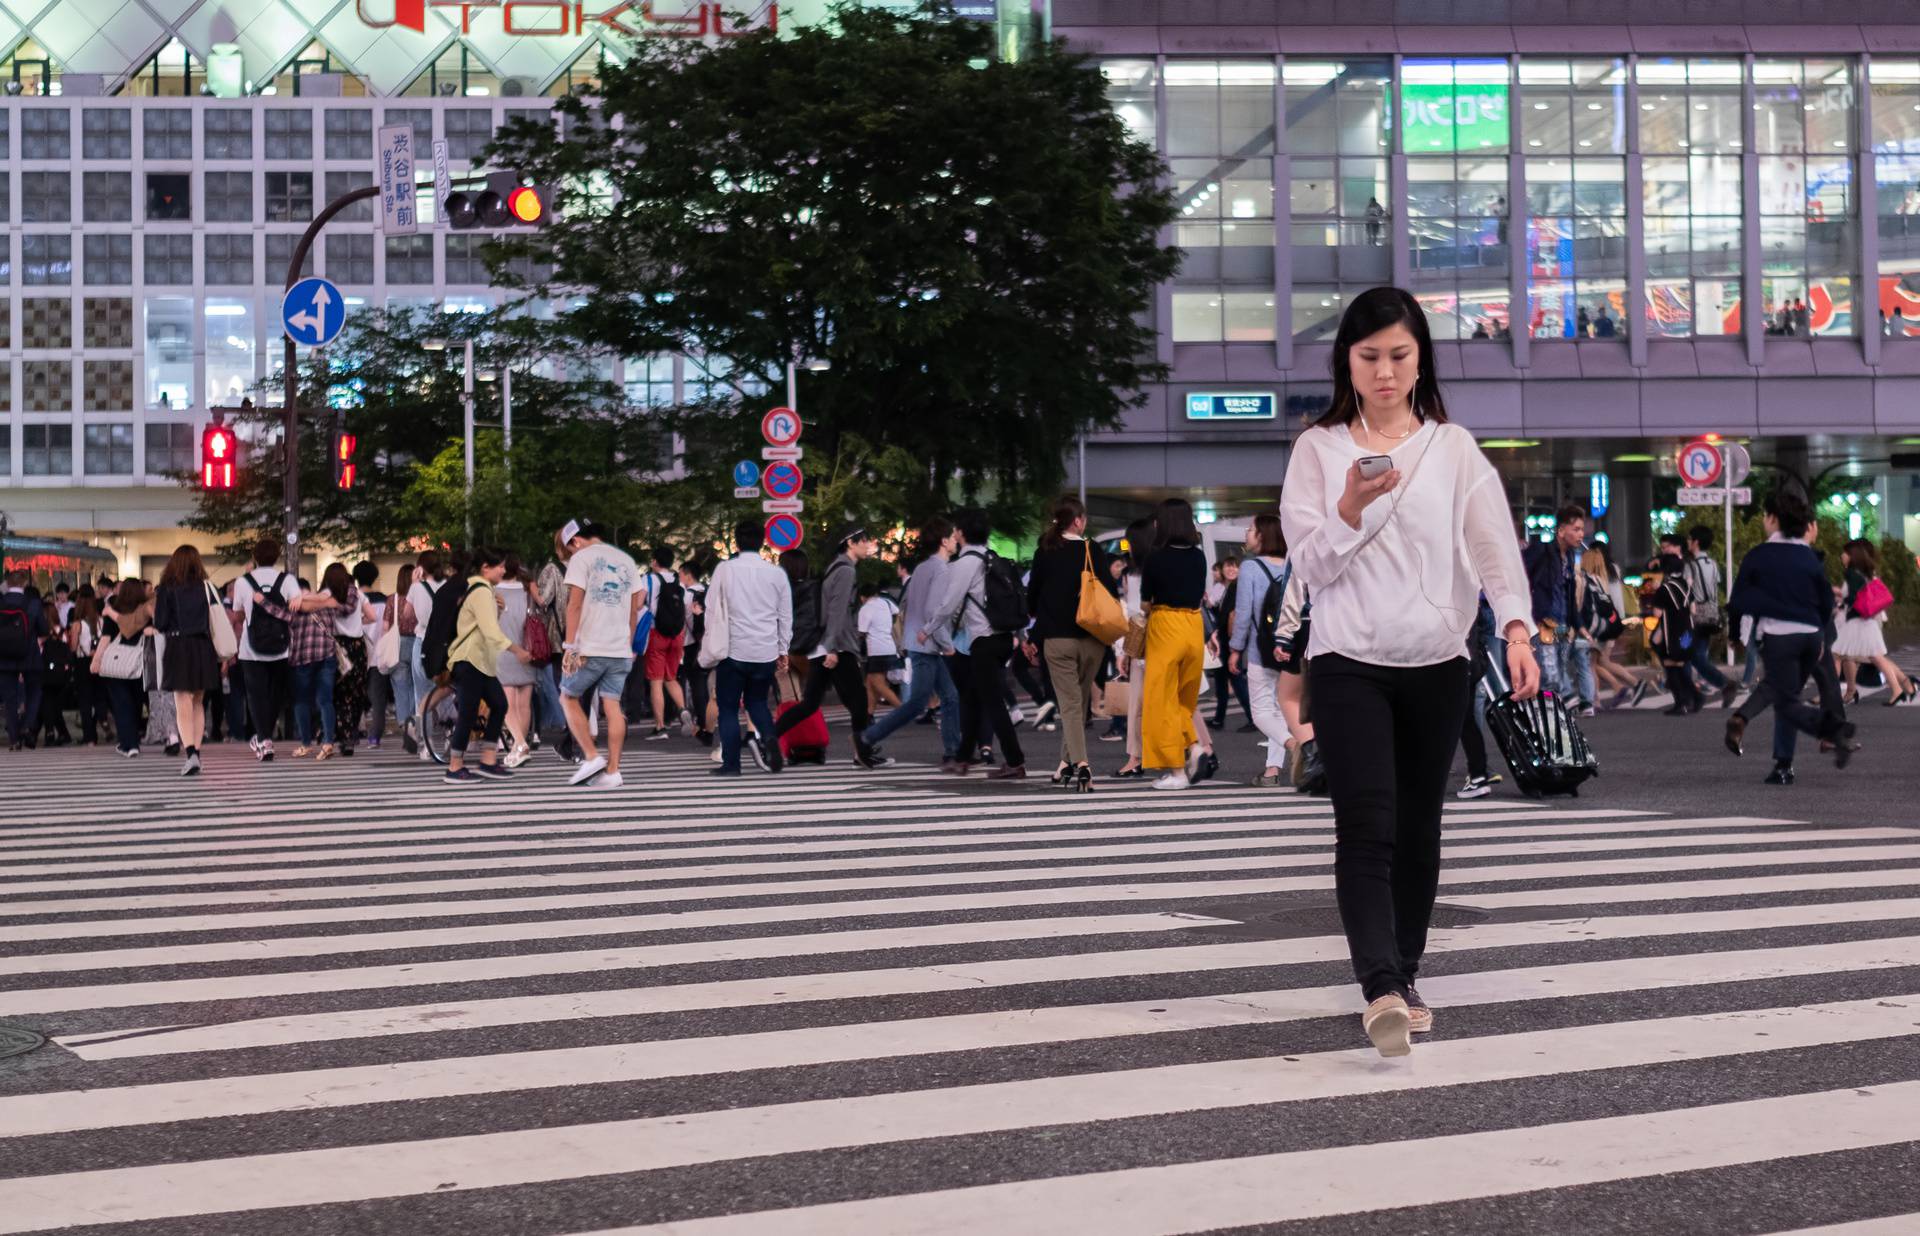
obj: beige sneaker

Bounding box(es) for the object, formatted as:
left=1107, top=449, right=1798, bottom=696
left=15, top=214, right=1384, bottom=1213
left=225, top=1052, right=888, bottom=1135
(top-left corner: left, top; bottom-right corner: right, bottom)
left=1405, top=986, right=1433, bottom=1035
left=1362, top=994, right=1413, bottom=1057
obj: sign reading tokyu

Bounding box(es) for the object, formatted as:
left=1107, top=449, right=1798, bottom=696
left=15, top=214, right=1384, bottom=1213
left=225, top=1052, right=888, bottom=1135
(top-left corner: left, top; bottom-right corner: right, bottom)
left=1185, top=392, right=1277, bottom=421
left=356, top=0, right=782, bottom=37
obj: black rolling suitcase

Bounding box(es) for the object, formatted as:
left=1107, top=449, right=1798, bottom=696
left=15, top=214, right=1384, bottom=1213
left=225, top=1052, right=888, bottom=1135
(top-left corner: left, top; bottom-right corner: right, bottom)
left=1478, top=648, right=1599, bottom=797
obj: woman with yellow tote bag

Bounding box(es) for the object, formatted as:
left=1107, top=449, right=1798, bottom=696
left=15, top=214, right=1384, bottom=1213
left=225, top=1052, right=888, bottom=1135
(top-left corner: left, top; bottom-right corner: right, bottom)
left=1025, top=497, right=1122, bottom=792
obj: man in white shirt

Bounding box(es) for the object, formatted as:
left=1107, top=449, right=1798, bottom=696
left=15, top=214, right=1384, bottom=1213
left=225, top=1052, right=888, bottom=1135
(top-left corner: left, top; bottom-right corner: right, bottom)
left=403, top=549, right=448, bottom=758
left=558, top=519, right=644, bottom=790
left=700, top=518, right=792, bottom=776
left=235, top=537, right=301, bottom=762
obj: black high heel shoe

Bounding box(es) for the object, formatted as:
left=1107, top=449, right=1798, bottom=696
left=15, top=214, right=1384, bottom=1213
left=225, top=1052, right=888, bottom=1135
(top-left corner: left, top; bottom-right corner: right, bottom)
left=1074, top=763, right=1094, bottom=793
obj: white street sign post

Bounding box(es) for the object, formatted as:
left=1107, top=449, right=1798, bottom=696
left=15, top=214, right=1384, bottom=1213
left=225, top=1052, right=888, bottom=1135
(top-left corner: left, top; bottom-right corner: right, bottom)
left=377, top=124, right=418, bottom=236
left=1678, top=487, right=1751, bottom=505
left=431, top=139, right=452, bottom=232
left=762, top=499, right=806, bottom=514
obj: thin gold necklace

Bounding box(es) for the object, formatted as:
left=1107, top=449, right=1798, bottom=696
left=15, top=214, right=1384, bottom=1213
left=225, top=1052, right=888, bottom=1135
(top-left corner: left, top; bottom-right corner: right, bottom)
left=1358, top=407, right=1417, bottom=445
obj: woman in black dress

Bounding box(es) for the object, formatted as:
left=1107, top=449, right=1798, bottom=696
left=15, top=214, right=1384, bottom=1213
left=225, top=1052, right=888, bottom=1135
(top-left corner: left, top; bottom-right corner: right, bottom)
left=152, top=545, right=220, bottom=776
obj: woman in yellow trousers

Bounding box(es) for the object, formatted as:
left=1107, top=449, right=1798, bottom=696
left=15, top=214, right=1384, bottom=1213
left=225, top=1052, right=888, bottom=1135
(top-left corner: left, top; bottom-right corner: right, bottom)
left=1140, top=498, right=1211, bottom=790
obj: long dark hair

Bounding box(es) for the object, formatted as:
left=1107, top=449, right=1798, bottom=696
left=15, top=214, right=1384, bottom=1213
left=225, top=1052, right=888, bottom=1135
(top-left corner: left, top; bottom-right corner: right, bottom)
left=1152, top=498, right=1201, bottom=551
left=158, top=544, right=207, bottom=590
left=1038, top=496, right=1086, bottom=553
left=1845, top=538, right=1879, bottom=576
left=1319, top=286, right=1449, bottom=428
left=779, top=548, right=810, bottom=585
left=321, top=562, right=353, bottom=605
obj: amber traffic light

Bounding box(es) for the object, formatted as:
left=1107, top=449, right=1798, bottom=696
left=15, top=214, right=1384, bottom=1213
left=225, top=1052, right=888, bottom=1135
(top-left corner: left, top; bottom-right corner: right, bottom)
left=201, top=424, right=237, bottom=491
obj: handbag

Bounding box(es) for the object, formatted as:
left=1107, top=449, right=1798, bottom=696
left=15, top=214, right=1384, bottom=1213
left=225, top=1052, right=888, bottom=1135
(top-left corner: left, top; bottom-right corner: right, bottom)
left=1855, top=576, right=1895, bottom=619
left=523, top=607, right=554, bottom=664
left=1075, top=542, right=1129, bottom=645
left=207, top=584, right=238, bottom=659
left=1123, top=609, right=1148, bottom=660
left=373, top=609, right=402, bottom=672
left=335, top=637, right=353, bottom=677
left=94, top=637, right=145, bottom=681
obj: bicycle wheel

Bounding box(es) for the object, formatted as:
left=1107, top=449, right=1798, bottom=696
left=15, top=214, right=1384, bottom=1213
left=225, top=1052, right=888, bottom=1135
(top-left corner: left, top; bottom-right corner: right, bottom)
left=421, top=689, right=460, bottom=766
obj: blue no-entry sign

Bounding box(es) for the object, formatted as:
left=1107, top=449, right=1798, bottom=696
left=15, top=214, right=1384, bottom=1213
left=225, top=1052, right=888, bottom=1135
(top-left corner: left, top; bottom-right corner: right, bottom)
left=765, top=513, right=804, bottom=552
left=762, top=461, right=803, bottom=500
left=282, top=277, right=345, bottom=348
left=732, top=459, right=761, bottom=489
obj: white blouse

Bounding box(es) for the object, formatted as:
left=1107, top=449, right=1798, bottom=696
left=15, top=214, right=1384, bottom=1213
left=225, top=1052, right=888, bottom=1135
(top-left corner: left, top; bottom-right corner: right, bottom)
left=1280, top=419, right=1534, bottom=668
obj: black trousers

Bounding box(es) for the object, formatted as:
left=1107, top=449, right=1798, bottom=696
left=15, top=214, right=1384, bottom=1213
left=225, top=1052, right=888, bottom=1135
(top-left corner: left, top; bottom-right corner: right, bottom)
left=1736, top=632, right=1839, bottom=762
left=450, top=661, right=507, bottom=755
left=1210, top=664, right=1251, bottom=726
left=680, top=653, right=710, bottom=731
left=242, top=659, right=289, bottom=744
left=773, top=653, right=872, bottom=746
left=964, top=633, right=1026, bottom=768
left=1309, top=653, right=1472, bottom=1002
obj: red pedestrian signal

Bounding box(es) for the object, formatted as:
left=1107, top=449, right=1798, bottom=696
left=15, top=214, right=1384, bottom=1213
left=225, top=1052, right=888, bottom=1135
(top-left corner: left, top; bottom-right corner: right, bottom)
left=201, top=424, right=237, bottom=491
left=333, top=431, right=357, bottom=490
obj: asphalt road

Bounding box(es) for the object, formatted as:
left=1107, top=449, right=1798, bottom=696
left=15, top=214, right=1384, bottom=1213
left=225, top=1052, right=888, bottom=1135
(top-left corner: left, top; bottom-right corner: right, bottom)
left=0, top=707, right=1917, bottom=1235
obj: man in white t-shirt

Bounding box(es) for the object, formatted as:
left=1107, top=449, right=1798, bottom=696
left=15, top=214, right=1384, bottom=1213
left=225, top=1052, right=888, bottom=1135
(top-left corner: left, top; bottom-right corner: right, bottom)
left=235, top=537, right=301, bottom=762
left=402, top=549, right=448, bottom=759
left=558, top=519, right=644, bottom=790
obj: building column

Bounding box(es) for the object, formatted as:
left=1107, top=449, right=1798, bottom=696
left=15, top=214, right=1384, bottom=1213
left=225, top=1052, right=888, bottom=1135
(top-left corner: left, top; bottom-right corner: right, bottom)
left=1860, top=53, right=1882, bottom=367
left=1273, top=54, right=1292, bottom=372
left=1742, top=53, right=1765, bottom=367
left=1508, top=54, right=1530, bottom=369
left=1626, top=54, right=1649, bottom=369
left=1391, top=54, right=1410, bottom=290
left=1154, top=54, right=1173, bottom=370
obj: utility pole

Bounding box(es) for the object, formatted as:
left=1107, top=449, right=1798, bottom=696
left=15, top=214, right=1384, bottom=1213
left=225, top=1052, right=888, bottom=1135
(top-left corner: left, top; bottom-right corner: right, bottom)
left=280, top=184, right=379, bottom=564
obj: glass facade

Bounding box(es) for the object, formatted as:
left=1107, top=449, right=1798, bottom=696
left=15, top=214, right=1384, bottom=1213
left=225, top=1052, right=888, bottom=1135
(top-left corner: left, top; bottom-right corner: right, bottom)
left=1103, top=53, right=1904, bottom=352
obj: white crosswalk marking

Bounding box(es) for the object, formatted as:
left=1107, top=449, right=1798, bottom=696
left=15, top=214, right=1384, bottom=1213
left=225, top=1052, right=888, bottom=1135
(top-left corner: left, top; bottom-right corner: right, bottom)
left=0, top=743, right=1915, bottom=1234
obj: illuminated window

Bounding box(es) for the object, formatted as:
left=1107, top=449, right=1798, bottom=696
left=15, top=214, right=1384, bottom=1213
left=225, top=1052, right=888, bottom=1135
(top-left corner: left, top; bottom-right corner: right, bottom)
left=1754, top=59, right=1856, bottom=337
left=1638, top=58, right=1744, bottom=336
left=1521, top=59, right=1628, bottom=339
left=205, top=299, right=257, bottom=408
left=1166, top=61, right=1277, bottom=342
left=144, top=297, right=194, bottom=410
left=1405, top=58, right=1514, bottom=341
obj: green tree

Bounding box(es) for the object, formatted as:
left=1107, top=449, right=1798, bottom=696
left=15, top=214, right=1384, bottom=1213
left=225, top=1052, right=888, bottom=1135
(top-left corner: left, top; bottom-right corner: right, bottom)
left=183, top=309, right=675, bottom=561
left=484, top=1, right=1178, bottom=537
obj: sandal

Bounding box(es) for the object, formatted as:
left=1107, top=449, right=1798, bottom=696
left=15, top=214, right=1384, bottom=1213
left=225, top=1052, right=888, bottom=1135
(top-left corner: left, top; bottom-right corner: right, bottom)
left=1114, top=764, right=1146, bottom=779
left=315, top=744, right=337, bottom=761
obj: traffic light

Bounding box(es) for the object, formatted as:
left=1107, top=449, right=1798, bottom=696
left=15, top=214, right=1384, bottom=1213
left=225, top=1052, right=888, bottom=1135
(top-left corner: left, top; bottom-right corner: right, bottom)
left=332, top=429, right=358, bottom=490
left=200, top=423, right=236, bottom=491
left=445, top=171, right=552, bottom=230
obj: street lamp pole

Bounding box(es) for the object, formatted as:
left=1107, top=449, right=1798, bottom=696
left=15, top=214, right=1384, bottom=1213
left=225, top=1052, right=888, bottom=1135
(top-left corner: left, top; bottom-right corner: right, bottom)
left=281, top=183, right=380, bottom=566
left=502, top=365, right=513, bottom=499
left=462, top=339, right=475, bottom=542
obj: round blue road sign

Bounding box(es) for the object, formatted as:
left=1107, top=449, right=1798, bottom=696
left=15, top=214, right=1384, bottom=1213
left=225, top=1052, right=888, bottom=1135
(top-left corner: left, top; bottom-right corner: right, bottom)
left=282, top=277, right=346, bottom=348
left=733, top=459, right=761, bottom=489
left=765, top=513, right=804, bottom=552
left=762, top=461, right=803, bottom=500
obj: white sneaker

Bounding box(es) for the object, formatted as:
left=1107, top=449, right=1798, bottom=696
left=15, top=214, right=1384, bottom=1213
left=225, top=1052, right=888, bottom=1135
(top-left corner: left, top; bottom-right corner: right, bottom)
left=1153, top=771, right=1191, bottom=790
left=1008, top=707, right=1026, bottom=725
left=710, top=744, right=723, bottom=763
left=1031, top=701, right=1057, bottom=729
left=591, top=770, right=624, bottom=790
left=503, top=743, right=531, bottom=769
left=678, top=708, right=696, bottom=737
left=569, top=754, right=608, bottom=786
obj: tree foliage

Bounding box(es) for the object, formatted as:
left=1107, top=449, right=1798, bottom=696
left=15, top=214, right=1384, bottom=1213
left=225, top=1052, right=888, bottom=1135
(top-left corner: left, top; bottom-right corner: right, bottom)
left=485, top=1, right=1178, bottom=536
left=182, top=309, right=673, bottom=561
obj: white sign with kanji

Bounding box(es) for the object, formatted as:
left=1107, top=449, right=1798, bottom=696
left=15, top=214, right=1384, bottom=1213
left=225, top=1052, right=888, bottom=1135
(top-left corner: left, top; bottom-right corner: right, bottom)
left=377, top=124, right=418, bottom=236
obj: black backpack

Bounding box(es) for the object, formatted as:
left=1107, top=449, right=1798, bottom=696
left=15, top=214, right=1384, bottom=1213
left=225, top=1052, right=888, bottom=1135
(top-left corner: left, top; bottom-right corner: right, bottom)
left=0, top=597, right=31, bottom=663
left=654, top=578, right=687, bottom=639
left=1587, top=574, right=1625, bottom=642
left=1251, top=560, right=1291, bottom=671
left=789, top=578, right=823, bottom=655
left=420, top=578, right=473, bottom=680
left=962, top=550, right=1028, bottom=635
left=243, top=572, right=293, bottom=658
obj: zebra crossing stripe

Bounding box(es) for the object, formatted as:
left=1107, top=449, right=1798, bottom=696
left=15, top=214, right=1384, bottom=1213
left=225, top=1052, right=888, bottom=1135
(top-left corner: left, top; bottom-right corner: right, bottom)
left=573, top=1078, right=1920, bottom=1236
left=52, top=898, right=1920, bottom=1060
left=2, top=822, right=1888, bottom=944
left=0, top=912, right=1227, bottom=1016
left=3, top=996, right=1916, bottom=1230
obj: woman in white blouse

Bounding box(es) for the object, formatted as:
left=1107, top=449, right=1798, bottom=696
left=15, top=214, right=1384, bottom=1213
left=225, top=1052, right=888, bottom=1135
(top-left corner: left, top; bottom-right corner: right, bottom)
left=1280, top=286, right=1540, bottom=1058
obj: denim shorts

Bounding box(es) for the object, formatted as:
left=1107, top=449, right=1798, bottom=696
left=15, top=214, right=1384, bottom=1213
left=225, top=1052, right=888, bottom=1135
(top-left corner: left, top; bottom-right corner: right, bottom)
left=561, top=655, right=632, bottom=702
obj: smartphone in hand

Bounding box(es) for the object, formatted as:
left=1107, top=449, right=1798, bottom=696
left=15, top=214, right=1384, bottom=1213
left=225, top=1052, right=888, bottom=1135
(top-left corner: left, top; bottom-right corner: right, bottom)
left=1356, top=454, right=1394, bottom=480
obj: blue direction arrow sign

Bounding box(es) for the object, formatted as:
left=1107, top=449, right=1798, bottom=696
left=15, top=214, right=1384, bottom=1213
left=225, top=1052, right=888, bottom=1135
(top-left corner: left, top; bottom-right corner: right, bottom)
left=282, top=277, right=346, bottom=348
left=732, top=459, right=761, bottom=489
left=762, top=460, right=803, bottom=500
